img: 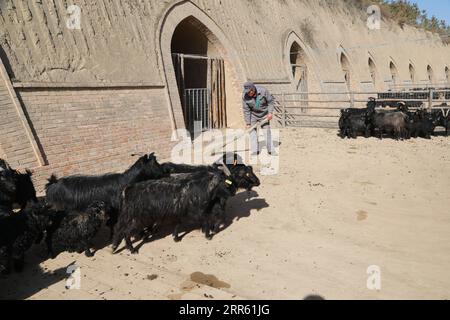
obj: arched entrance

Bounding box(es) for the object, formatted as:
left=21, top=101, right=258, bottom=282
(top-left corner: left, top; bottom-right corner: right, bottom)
left=446, top=66, right=450, bottom=84
left=409, top=63, right=416, bottom=84
left=158, top=2, right=245, bottom=136
left=427, top=65, right=434, bottom=83
left=340, top=52, right=352, bottom=91
left=368, top=57, right=378, bottom=88
left=290, top=42, right=309, bottom=93
left=171, top=17, right=227, bottom=136
left=390, top=61, right=398, bottom=85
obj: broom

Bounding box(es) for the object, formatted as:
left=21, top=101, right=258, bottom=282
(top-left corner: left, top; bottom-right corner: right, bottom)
left=210, top=117, right=270, bottom=156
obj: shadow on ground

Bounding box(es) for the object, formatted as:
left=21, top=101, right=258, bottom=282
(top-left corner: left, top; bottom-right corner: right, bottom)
left=0, top=248, right=74, bottom=300
left=115, top=191, right=269, bottom=254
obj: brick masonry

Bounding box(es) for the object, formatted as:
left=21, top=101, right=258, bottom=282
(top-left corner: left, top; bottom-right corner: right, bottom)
left=0, top=59, right=41, bottom=170
left=16, top=87, right=175, bottom=192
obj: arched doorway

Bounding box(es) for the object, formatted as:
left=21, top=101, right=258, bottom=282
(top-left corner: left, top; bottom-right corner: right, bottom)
left=171, top=17, right=227, bottom=136
left=427, top=65, right=434, bottom=83
left=368, top=57, right=377, bottom=87
left=340, top=53, right=352, bottom=91
left=390, top=61, right=398, bottom=85
left=409, top=63, right=416, bottom=84
left=289, top=42, right=309, bottom=112
left=446, top=66, right=450, bottom=84
left=290, top=42, right=309, bottom=93
left=158, top=2, right=245, bottom=136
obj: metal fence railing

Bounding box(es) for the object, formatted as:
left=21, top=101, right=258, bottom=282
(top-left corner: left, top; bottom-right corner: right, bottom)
left=183, top=88, right=211, bottom=135
left=273, top=88, right=450, bottom=129
left=389, top=83, right=450, bottom=91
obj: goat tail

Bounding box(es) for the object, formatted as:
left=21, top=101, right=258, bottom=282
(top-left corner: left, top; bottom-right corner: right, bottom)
left=46, top=174, right=59, bottom=190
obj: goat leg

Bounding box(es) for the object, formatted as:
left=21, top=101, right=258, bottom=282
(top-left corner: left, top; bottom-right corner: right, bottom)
left=173, top=223, right=182, bottom=243
left=2, top=246, right=12, bottom=275
left=203, top=220, right=213, bottom=240
left=125, top=236, right=138, bottom=254
left=85, top=249, right=94, bottom=257
left=45, top=235, right=56, bottom=259
left=83, top=241, right=94, bottom=257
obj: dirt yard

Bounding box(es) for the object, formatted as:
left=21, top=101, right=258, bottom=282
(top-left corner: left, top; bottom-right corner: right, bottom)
left=1, top=128, right=450, bottom=300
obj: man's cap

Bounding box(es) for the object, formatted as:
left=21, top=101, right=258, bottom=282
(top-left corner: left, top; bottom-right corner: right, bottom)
left=243, top=81, right=256, bottom=95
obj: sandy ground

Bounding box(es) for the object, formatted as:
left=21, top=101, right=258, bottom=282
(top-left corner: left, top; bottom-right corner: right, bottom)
left=1, top=127, right=450, bottom=300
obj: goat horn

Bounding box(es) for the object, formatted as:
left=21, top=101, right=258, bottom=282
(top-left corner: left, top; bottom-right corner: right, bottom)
left=131, top=153, right=145, bottom=157
left=220, top=162, right=232, bottom=176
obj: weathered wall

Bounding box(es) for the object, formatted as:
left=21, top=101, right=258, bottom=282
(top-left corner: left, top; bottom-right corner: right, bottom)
left=1, top=0, right=449, bottom=85
left=1, top=0, right=449, bottom=191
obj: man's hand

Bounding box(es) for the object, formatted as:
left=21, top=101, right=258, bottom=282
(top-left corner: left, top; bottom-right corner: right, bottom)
left=246, top=124, right=251, bottom=130
left=267, top=113, right=273, bottom=121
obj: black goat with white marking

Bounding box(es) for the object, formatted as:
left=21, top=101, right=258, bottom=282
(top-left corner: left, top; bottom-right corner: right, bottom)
left=45, top=154, right=166, bottom=237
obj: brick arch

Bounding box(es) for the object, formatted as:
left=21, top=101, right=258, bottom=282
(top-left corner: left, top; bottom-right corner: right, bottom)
left=158, top=1, right=246, bottom=131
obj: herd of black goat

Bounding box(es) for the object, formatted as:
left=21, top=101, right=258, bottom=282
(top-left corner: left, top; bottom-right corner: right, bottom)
left=339, top=99, right=450, bottom=139
left=0, top=154, right=260, bottom=274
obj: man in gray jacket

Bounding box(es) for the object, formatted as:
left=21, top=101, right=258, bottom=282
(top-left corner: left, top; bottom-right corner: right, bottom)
left=242, top=82, right=276, bottom=156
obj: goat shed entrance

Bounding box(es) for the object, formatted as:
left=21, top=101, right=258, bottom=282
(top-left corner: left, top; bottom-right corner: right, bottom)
left=171, top=18, right=227, bottom=137
left=172, top=54, right=226, bottom=136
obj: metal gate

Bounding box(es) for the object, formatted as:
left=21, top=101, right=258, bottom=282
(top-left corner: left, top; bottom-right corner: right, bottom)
left=184, top=88, right=211, bottom=134
left=173, top=53, right=227, bottom=137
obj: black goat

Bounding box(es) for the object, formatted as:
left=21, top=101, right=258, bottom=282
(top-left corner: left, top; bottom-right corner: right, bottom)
left=369, top=110, right=408, bottom=140
left=0, top=165, right=17, bottom=215
left=162, top=160, right=260, bottom=191
left=0, top=159, right=37, bottom=210
left=339, top=99, right=376, bottom=139
left=112, top=169, right=238, bottom=254
left=13, top=170, right=38, bottom=210
left=45, top=153, right=166, bottom=237
left=339, top=112, right=370, bottom=139
left=407, top=109, right=434, bottom=139
left=0, top=201, right=51, bottom=274
left=431, top=108, right=450, bottom=136
left=45, top=202, right=108, bottom=258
